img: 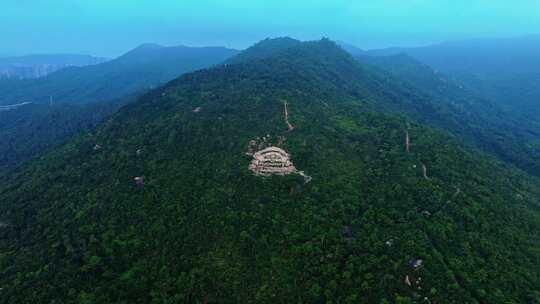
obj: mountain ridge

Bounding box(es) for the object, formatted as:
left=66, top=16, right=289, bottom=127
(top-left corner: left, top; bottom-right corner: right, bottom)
left=0, top=44, right=239, bottom=173
left=362, top=35, right=540, bottom=120
left=0, top=44, right=240, bottom=106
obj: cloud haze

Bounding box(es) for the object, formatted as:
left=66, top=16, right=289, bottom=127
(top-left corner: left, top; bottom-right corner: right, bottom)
left=3, top=0, right=540, bottom=56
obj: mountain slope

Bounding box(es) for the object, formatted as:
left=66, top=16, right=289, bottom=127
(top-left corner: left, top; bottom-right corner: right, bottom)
left=0, top=44, right=239, bottom=106
left=0, top=45, right=239, bottom=173
left=352, top=52, right=540, bottom=175
left=0, top=98, right=133, bottom=172
left=364, top=35, right=540, bottom=118
left=337, top=41, right=366, bottom=56
left=1, top=39, right=540, bottom=303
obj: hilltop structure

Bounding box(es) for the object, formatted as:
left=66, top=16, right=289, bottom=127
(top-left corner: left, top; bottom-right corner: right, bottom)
left=248, top=146, right=296, bottom=176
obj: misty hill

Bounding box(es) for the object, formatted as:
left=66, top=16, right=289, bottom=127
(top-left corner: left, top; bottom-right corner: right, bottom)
left=364, top=35, right=540, bottom=118
left=1, top=38, right=540, bottom=303
left=0, top=44, right=239, bottom=106
left=355, top=52, right=540, bottom=167
left=0, top=54, right=107, bottom=79
left=0, top=44, right=238, bottom=172
left=337, top=41, right=365, bottom=56
left=342, top=40, right=540, bottom=175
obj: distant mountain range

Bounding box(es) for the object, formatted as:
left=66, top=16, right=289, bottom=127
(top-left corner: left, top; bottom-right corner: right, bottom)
left=0, top=54, right=107, bottom=79
left=337, top=40, right=365, bottom=56
left=361, top=35, right=540, bottom=119
left=0, top=44, right=239, bottom=106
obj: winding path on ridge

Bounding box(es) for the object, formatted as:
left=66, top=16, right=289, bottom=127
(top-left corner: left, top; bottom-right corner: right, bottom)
left=283, top=100, right=294, bottom=131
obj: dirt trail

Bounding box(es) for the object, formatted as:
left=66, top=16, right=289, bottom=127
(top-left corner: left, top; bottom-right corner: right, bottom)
left=283, top=100, right=294, bottom=131
left=421, top=163, right=428, bottom=179
left=298, top=171, right=312, bottom=184
left=433, top=187, right=462, bottom=215
left=451, top=187, right=461, bottom=199
left=405, top=131, right=410, bottom=153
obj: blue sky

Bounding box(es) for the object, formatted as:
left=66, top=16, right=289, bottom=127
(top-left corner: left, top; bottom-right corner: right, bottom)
left=2, top=0, right=540, bottom=57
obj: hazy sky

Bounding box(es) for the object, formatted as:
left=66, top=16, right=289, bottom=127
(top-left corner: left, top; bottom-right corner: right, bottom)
left=3, top=0, right=540, bottom=57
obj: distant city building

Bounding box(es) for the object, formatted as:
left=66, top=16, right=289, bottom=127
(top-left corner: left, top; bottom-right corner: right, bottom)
left=134, top=176, right=145, bottom=189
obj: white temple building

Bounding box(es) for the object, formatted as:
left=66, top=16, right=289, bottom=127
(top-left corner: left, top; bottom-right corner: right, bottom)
left=248, top=146, right=296, bottom=176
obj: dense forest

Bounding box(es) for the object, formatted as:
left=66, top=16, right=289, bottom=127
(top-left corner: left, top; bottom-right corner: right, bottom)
left=0, top=45, right=240, bottom=175
left=355, top=53, right=540, bottom=176
left=0, top=97, right=132, bottom=172
left=227, top=38, right=540, bottom=176
left=1, top=39, right=540, bottom=303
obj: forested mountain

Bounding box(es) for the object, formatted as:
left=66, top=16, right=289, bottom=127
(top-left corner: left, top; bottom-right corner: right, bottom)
left=364, top=35, right=540, bottom=119
left=1, top=38, right=540, bottom=303
left=257, top=38, right=540, bottom=176
left=0, top=44, right=239, bottom=173
left=353, top=52, right=540, bottom=176
left=0, top=44, right=239, bottom=106
left=0, top=54, right=106, bottom=79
